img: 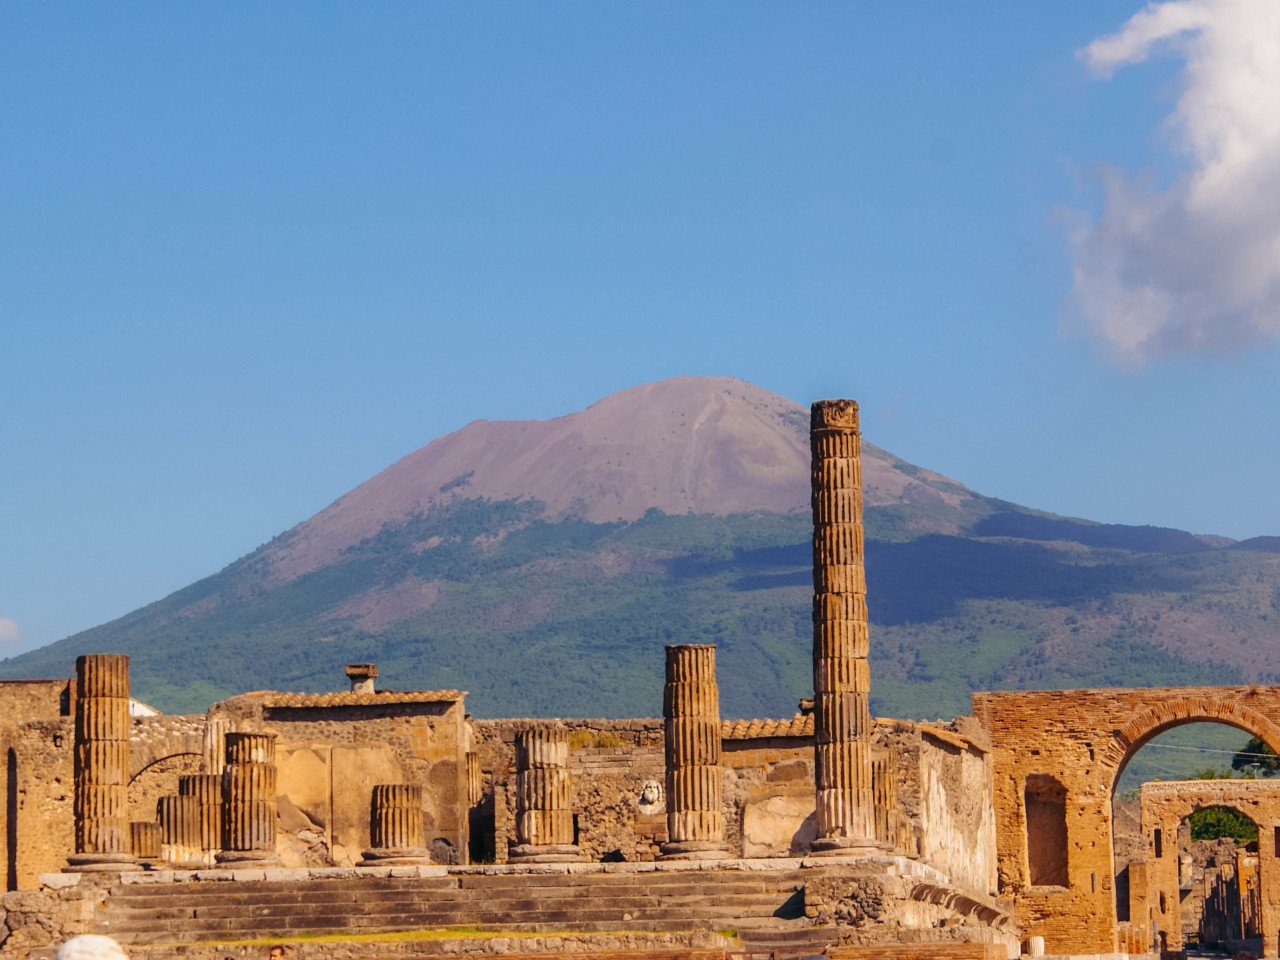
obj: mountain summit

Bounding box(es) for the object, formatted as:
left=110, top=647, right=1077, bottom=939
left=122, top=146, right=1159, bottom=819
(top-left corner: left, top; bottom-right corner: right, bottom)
left=265, top=377, right=980, bottom=581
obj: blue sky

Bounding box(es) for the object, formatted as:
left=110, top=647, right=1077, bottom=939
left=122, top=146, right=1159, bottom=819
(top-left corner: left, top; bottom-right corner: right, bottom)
left=4, top=2, right=1280, bottom=655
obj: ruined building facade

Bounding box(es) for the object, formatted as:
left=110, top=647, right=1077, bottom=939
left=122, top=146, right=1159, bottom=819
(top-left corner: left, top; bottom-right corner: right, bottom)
left=2, top=400, right=1279, bottom=958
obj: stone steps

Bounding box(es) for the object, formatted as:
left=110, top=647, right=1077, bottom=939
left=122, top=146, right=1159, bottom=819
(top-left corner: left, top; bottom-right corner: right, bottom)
left=93, top=870, right=810, bottom=946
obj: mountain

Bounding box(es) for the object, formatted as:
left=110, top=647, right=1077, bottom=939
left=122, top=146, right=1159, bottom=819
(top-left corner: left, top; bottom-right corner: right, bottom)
left=262, top=377, right=985, bottom=584
left=4, top=376, right=1280, bottom=720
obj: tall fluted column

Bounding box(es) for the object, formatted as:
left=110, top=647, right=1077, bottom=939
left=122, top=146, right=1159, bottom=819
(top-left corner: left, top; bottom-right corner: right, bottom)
left=158, top=795, right=204, bottom=867
left=509, top=725, right=580, bottom=862
left=359, top=784, right=432, bottom=865
left=180, top=773, right=222, bottom=866
left=660, top=644, right=727, bottom=860
left=66, top=654, right=139, bottom=872
left=215, top=732, right=281, bottom=866
left=810, top=399, right=880, bottom=855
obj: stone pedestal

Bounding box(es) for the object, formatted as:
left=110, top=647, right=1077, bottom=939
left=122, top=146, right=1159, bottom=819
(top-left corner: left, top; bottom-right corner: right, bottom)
left=215, top=732, right=281, bottom=867
left=360, top=784, right=432, bottom=865
left=158, top=795, right=204, bottom=867
left=66, top=654, right=140, bottom=873
left=509, top=725, right=580, bottom=862
left=660, top=644, right=727, bottom=860
left=180, top=774, right=222, bottom=866
left=809, top=400, right=882, bottom=856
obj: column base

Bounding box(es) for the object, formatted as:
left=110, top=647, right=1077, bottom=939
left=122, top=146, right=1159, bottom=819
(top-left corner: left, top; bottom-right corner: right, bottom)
left=807, top=835, right=888, bottom=857
left=214, top=849, right=282, bottom=868
left=508, top=843, right=582, bottom=863
left=63, top=853, right=141, bottom=873
left=658, top=840, right=729, bottom=861
left=358, top=847, right=434, bottom=866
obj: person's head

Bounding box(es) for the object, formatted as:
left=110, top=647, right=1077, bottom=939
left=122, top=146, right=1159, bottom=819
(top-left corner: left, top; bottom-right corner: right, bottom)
left=56, top=936, right=128, bottom=960
left=268, top=946, right=285, bottom=960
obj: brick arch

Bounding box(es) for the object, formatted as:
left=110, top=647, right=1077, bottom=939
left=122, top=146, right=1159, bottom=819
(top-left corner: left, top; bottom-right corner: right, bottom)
left=1104, top=696, right=1280, bottom=785
left=129, top=751, right=202, bottom=784
left=130, top=734, right=205, bottom=780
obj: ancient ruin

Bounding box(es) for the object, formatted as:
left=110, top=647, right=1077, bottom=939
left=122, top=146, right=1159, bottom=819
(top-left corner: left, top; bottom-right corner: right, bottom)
left=660, top=644, right=727, bottom=860
left=1, top=397, right=1277, bottom=959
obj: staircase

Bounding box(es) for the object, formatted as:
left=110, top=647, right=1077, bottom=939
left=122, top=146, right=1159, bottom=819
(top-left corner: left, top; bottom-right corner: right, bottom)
left=91, top=868, right=814, bottom=947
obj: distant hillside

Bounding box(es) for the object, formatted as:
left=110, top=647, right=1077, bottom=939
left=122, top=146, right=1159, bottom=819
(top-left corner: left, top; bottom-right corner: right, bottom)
left=4, top=376, right=1280, bottom=720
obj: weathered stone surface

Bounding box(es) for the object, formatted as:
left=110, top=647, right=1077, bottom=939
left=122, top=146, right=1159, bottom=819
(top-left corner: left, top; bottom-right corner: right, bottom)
left=510, top=725, right=581, bottom=862
left=67, top=655, right=138, bottom=872
left=215, top=732, right=280, bottom=867
left=809, top=403, right=877, bottom=853
left=660, top=645, right=726, bottom=860
left=360, top=784, right=432, bottom=865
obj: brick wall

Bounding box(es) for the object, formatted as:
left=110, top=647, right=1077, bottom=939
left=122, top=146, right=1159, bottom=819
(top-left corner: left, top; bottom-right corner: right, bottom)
left=973, top=684, right=1280, bottom=954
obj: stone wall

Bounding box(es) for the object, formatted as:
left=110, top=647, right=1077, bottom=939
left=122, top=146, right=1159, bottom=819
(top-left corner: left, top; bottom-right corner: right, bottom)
left=973, top=684, right=1280, bottom=955
left=7, top=720, right=73, bottom=889
left=240, top=697, right=471, bottom=866
left=0, top=683, right=69, bottom=891
left=473, top=714, right=995, bottom=901
left=916, top=725, right=995, bottom=897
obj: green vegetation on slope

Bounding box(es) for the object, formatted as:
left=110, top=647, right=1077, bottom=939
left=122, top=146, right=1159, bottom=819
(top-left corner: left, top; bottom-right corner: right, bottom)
left=3, top=497, right=1277, bottom=718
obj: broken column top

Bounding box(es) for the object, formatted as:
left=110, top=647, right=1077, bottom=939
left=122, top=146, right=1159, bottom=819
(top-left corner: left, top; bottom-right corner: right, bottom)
left=811, top=399, right=859, bottom=431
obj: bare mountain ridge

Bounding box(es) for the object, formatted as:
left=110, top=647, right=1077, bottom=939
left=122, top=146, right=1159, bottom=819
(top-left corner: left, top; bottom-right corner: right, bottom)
left=265, top=377, right=982, bottom=582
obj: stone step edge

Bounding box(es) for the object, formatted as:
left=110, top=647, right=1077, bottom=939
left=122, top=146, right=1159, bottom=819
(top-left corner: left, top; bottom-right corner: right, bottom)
left=102, top=880, right=798, bottom=901
left=122, top=931, right=735, bottom=960
left=43, top=853, right=938, bottom=888
left=99, top=893, right=791, bottom=914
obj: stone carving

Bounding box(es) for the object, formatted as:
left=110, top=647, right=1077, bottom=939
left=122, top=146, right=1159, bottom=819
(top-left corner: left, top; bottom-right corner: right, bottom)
left=66, top=654, right=139, bottom=872
left=509, top=724, right=581, bottom=862
left=660, top=644, right=727, bottom=860
left=809, top=400, right=879, bottom=854
left=359, top=784, right=433, bottom=865
left=215, top=732, right=281, bottom=866
left=638, top=780, right=663, bottom=814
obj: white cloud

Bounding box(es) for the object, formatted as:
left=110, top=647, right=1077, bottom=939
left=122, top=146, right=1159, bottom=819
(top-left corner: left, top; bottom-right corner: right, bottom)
left=0, top=618, right=23, bottom=645
left=1069, top=0, right=1280, bottom=362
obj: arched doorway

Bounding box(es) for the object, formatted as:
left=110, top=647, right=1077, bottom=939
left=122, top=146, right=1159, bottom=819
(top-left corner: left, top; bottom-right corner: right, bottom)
left=975, top=685, right=1280, bottom=956
left=1137, top=783, right=1280, bottom=955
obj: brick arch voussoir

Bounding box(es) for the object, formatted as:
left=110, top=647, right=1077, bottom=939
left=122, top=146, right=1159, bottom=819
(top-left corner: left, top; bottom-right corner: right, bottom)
left=1103, top=697, right=1280, bottom=783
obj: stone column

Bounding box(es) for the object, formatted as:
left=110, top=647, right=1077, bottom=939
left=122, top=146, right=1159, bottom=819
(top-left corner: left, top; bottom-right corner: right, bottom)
left=203, top=716, right=230, bottom=778
left=129, top=821, right=161, bottom=865
left=872, top=747, right=907, bottom=851
left=660, top=644, right=727, bottom=860
left=215, top=732, right=281, bottom=866
left=359, top=784, right=432, bottom=865
left=509, top=725, right=580, bottom=862
left=158, top=795, right=204, bottom=867
left=180, top=773, right=222, bottom=866
left=66, top=653, right=139, bottom=872
left=810, top=399, right=880, bottom=855
left=467, top=753, right=484, bottom=807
